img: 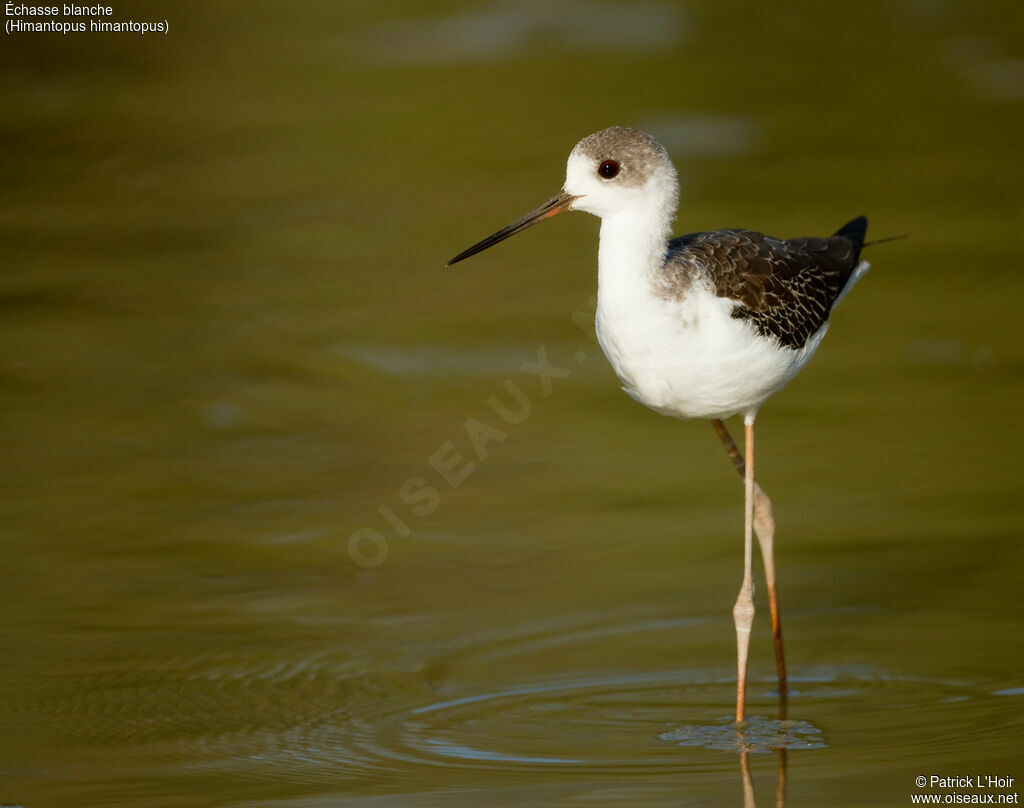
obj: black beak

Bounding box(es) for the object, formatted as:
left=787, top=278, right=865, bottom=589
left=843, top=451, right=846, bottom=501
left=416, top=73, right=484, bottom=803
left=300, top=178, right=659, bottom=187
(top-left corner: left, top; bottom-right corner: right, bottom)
left=446, top=190, right=578, bottom=267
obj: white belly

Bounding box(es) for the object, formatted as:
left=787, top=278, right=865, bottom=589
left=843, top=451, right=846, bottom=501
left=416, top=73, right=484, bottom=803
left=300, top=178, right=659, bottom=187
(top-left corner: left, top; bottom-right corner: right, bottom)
left=596, top=285, right=826, bottom=420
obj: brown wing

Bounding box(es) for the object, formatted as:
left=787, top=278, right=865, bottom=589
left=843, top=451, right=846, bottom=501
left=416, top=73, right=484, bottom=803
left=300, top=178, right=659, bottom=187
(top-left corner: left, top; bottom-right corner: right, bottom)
left=666, top=217, right=867, bottom=350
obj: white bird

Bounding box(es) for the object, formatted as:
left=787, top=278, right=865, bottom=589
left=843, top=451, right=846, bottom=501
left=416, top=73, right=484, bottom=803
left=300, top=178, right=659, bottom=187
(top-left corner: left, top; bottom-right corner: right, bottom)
left=447, top=126, right=870, bottom=723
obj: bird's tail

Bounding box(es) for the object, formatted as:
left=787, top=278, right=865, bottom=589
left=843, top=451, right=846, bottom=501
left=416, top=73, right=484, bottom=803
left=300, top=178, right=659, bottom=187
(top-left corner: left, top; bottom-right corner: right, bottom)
left=838, top=215, right=909, bottom=255
left=834, top=215, right=868, bottom=263
left=830, top=216, right=869, bottom=309
left=830, top=216, right=907, bottom=308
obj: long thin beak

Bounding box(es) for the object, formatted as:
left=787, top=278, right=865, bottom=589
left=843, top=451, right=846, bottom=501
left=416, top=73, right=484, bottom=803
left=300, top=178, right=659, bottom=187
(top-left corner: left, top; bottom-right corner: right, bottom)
left=446, top=190, right=578, bottom=267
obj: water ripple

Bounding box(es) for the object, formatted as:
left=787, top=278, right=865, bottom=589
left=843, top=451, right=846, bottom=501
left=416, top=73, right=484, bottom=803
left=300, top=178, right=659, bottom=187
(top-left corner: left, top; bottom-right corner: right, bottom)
left=1, top=618, right=1013, bottom=790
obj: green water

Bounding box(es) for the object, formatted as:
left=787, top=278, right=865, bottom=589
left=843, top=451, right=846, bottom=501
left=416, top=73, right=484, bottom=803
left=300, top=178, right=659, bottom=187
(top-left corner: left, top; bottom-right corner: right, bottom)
left=2, top=2, right=1023, bottom=806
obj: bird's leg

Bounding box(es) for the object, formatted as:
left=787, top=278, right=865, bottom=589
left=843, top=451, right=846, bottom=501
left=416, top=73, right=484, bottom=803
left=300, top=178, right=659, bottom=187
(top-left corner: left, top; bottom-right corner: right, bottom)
left=710, top=418, right=788, bottom=719
left=754, top=484, right=788, bottom=720
left=730, top=416, right=757, bottom=722
left=710, top=418, right=745, bottom=478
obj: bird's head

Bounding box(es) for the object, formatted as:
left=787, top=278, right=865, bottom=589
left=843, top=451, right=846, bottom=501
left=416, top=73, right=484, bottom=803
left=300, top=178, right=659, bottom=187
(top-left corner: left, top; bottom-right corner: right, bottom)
left=446, top=126, right=678, bottom=266
left=563, top=126, right=679, bottom=220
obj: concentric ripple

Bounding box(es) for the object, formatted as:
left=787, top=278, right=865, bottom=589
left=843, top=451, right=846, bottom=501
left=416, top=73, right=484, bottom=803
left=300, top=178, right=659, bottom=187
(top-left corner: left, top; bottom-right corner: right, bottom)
left=3, top=610, right=1018, bottom=800
left=399, top=669, right=812, bottom=773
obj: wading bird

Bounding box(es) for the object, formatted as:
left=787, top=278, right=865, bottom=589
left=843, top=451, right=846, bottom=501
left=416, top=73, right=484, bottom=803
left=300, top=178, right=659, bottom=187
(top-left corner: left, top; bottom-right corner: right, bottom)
left=447, top=126, right=870, bottom=722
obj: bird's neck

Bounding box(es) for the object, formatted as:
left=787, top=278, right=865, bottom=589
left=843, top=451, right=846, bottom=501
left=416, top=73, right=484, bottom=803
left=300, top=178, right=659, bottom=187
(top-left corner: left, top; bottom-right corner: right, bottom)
left=596, top=208, right=672, bottom=307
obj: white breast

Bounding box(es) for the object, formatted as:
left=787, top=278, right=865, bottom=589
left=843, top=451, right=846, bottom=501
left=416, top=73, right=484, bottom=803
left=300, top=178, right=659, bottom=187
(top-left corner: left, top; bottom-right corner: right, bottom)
left=596, top=274, right=827, bottom=421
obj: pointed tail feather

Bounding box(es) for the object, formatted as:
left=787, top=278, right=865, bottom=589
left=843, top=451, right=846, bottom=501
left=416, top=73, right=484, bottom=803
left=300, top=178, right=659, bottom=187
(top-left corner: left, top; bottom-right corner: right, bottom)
left=834, top=215, right=868, bottom=263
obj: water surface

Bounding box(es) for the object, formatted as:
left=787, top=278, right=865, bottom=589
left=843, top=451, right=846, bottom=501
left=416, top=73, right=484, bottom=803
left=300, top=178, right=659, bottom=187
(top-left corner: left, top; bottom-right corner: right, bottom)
left=2, top=1, right=1023, bottom=806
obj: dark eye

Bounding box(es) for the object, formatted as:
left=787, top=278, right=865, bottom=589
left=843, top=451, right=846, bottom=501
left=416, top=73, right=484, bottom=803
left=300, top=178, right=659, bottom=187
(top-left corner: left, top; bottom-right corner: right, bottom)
left=598, top=159, right=620, bottom=179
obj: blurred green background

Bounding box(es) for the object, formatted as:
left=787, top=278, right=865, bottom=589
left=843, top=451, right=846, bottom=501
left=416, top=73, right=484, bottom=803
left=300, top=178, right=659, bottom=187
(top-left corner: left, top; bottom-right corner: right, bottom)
left=2, top=2, right=1022, bottom=806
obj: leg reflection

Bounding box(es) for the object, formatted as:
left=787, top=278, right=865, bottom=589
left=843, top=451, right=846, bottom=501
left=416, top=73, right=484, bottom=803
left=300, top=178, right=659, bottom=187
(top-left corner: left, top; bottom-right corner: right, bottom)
left=736, top=741, right=788, bottom=807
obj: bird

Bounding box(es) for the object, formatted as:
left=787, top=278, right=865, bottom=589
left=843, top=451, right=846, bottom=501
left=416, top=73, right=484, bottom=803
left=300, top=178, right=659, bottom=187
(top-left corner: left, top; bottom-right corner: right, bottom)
left=446, top=126, right=870, bottom=723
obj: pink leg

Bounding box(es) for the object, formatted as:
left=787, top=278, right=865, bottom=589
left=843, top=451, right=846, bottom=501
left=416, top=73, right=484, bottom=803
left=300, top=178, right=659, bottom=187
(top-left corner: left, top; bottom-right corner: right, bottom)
left=710, top=418, right=787, bottom=720
left=732, top=417, right=756, bottom=721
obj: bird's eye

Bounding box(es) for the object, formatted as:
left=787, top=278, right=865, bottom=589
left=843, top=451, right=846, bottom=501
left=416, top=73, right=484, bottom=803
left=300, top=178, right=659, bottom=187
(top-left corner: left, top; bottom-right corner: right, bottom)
left=597, top=159, right=620, bottom=179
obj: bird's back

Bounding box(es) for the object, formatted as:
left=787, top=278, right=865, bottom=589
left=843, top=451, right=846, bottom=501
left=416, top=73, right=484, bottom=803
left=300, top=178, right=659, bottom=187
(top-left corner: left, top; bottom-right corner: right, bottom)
left=664, top=216, right=868, bottom=350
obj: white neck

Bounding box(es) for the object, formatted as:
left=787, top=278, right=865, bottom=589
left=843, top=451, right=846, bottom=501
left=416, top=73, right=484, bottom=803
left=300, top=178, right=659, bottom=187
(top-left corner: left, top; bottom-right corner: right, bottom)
left=596, top=207, right=672, bottom=310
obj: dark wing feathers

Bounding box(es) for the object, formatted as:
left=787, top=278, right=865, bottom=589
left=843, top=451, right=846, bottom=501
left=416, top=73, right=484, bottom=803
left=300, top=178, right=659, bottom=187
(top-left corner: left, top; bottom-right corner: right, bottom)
left=666, top=217, right=867, bottom=350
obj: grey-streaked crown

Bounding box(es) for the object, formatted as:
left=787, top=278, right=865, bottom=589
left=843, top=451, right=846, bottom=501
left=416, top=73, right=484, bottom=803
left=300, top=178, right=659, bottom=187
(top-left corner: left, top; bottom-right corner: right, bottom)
left=574, top=126, right=675, bottom=188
